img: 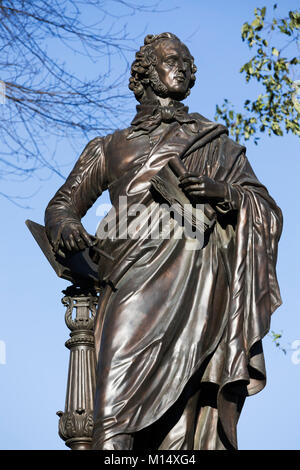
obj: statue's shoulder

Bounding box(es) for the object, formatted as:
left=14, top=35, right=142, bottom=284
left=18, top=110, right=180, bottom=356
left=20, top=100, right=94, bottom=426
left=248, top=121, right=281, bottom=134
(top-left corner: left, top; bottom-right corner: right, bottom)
left=83, top=128, right=131, bottom=157
left=188, top=111, right=226, bottom=135
left=104, top=126, right=133, bottom=147
left=191, top=112, right=246, bottom=149
left=219, top=132, right=247, bottom=158
left=189, top=111, right=215, bottom=125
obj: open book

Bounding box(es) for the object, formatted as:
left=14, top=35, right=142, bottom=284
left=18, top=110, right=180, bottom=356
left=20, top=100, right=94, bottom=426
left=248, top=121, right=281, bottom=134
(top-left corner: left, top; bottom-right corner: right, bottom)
left=25, top=219, right=100, bottom=287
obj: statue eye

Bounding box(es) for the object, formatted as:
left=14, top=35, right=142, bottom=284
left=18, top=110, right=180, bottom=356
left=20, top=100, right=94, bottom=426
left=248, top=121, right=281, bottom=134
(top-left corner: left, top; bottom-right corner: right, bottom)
left=165, top=58, right=176, bottom=66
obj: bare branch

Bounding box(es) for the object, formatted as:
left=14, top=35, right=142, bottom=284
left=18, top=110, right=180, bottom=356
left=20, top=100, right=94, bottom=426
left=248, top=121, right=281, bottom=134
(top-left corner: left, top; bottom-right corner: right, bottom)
left=0, top=0, right=161, bottom=202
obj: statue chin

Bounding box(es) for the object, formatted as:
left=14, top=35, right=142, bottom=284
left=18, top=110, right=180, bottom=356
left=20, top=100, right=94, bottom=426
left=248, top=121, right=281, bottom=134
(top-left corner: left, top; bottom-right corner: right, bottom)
left=145, top=71, right=188, bottom=103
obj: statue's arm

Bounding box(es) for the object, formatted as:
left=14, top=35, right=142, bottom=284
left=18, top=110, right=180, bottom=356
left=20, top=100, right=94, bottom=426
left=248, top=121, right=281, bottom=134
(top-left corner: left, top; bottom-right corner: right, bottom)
left=45, top=137, right=108, bottom=255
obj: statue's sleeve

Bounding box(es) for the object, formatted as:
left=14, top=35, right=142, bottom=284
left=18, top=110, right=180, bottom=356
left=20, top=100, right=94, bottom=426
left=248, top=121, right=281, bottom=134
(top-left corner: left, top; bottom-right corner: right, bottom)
left=44, top=137, right=108, bottom=250
left=214, top=182, right=240, bottom=214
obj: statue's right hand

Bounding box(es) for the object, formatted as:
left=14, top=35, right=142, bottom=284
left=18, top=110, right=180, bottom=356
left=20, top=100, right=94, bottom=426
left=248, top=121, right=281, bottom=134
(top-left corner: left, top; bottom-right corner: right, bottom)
left=56, top=222, right=96, bottom=258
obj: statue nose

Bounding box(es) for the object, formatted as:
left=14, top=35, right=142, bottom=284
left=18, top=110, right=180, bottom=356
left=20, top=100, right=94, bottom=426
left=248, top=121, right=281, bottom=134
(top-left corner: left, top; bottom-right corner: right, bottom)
left=177, top=59, right=187, bottom=74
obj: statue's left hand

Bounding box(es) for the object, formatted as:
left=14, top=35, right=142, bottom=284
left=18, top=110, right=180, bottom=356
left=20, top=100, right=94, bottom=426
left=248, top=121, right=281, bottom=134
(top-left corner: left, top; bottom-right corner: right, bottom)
left=179, top=173, right=227, bottom=202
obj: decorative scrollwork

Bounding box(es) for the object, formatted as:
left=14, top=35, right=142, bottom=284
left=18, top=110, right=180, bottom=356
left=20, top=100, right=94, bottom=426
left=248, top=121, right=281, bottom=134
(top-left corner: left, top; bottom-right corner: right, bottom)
left=62, top=289, right=98, bottom=332
left=57, top=410, right=94, bottom=440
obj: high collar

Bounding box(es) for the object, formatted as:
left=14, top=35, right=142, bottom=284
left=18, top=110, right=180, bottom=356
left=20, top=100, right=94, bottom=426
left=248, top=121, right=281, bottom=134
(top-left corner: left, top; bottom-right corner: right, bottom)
left=128, top=99, right=195, bottom=139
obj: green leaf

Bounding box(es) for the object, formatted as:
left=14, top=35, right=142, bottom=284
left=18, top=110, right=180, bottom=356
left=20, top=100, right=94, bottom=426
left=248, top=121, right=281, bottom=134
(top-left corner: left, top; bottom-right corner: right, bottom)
left=241, top=22, right=249, bottom=33
left=272, top=47, right=279, bottom=56
left=252, top=18, right=260, bottom=28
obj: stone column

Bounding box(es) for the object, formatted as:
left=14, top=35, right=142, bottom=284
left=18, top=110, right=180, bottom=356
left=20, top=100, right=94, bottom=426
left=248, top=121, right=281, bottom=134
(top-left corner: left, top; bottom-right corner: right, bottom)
left=57, top=285, right=98, bottom=450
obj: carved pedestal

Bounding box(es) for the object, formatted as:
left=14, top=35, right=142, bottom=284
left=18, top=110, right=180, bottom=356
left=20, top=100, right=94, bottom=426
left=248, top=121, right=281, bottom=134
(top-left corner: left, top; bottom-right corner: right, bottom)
left=57, top=285, right=98, bottom=450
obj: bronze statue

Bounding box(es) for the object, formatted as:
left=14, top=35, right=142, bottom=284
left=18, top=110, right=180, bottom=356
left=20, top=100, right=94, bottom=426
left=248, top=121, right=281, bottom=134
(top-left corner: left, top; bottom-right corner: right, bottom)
left=44, top=33, right=282, bottom=450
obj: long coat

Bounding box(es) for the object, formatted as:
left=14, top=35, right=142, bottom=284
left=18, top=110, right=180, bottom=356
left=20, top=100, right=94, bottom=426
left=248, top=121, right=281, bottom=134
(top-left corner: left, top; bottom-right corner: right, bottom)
left=45, top=102, right=282, bottom=449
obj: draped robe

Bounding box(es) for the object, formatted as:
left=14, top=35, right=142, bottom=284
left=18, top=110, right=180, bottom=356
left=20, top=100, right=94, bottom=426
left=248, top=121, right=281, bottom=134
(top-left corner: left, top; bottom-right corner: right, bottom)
left=45, top=103, right=282, bottom=450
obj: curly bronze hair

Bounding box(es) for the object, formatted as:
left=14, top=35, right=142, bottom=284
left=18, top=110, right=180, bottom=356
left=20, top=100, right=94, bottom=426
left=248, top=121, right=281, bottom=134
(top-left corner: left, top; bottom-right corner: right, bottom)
left=129, top=33, right=197, bottom=102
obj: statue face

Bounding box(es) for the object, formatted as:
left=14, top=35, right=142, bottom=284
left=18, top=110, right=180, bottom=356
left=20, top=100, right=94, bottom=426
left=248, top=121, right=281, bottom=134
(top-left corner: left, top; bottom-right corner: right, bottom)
left=152, top=39, right=192, bottom=100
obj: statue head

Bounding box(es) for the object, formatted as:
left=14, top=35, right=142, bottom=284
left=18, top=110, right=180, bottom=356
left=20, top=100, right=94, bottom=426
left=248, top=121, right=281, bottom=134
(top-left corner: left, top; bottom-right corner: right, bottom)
left=129, top=33, right=197, bottom=103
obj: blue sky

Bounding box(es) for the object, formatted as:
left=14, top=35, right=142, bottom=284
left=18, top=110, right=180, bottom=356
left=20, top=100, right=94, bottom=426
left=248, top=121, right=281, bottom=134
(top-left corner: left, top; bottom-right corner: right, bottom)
left=0, top=0, right=299, bottom=450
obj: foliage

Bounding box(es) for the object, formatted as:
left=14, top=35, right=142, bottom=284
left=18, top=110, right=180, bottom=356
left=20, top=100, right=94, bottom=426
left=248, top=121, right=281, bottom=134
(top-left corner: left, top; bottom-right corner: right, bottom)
left=269, top=331, right=287, bottom=355
left=215, top=5, right=300, bottom=144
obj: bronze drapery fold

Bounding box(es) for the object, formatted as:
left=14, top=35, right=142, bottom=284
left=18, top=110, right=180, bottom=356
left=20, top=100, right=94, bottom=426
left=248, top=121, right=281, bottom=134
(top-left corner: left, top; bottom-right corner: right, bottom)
left=45, top=109, right=282, bottom=450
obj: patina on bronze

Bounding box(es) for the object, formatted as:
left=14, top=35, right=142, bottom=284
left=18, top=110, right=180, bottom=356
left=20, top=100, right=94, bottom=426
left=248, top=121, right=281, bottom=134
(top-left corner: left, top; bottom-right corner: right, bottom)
left=43, top=33, right=282, bottom=450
